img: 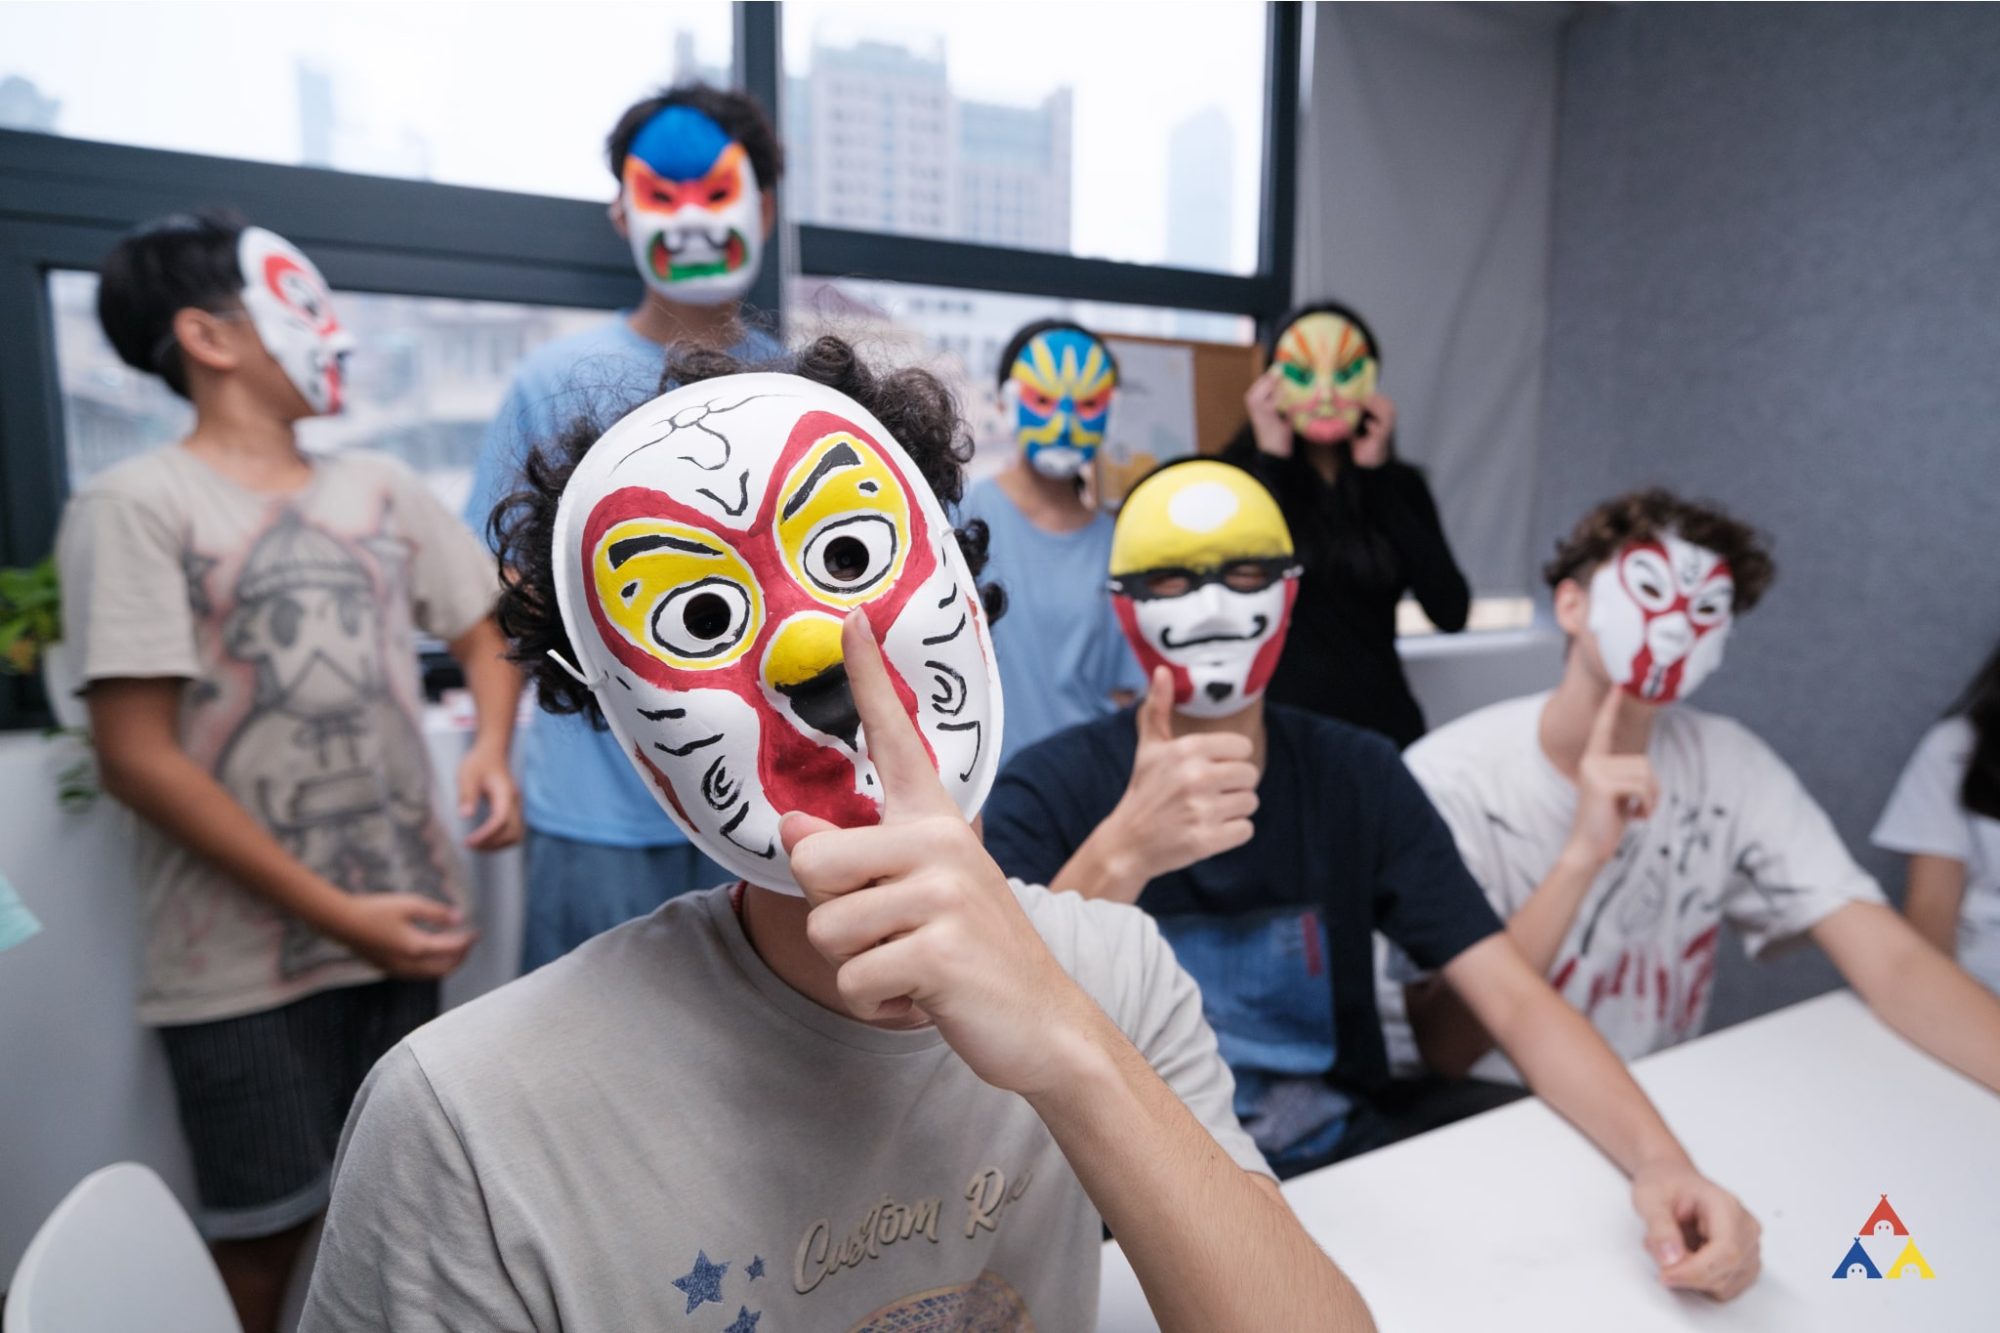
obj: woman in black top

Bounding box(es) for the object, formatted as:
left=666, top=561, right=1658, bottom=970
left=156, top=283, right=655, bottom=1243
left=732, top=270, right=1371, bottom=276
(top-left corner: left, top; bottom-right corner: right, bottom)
left=1222, top=301, right=1468, bottom=748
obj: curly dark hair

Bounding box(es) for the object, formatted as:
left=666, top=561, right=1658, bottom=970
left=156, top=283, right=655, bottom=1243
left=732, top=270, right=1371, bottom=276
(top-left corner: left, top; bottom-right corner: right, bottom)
left=492, top=335, right=1003, bottom=724
left=1542, top=487, right=1776, bottom=613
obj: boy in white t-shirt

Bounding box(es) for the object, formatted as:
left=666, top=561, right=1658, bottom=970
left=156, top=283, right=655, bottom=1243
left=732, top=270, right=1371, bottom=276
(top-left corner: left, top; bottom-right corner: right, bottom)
left=1873, top=641, right=2000, bottom=995
left=1382, top=489, right=2000, bottom=1094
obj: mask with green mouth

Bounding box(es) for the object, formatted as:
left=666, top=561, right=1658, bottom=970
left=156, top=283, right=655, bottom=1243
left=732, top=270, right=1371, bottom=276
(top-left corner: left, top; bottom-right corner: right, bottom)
left=619, top=104, right=765, bottom=308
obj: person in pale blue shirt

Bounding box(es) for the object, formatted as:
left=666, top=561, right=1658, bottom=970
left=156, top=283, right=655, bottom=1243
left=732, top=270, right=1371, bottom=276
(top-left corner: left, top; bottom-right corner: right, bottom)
left=464, top=84, right=784, bottom=970
left=960, top=320, right=1144, bottom=768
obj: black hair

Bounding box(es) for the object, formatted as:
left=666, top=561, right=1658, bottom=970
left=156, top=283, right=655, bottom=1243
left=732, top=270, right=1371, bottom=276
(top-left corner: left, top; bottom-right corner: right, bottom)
left=1951, top=639, right=2000, bottom=822
left=492, top=335, right=1004, bottom=724
left=1542, top=487, right=1776, bottom=613
left=96, top=208, right=249, bottom=400
left=605, top=83, right=784, bottom=191
left=993, top=318, right=1120, bottom=389
left=1261, top=298, right=1381, bottom=365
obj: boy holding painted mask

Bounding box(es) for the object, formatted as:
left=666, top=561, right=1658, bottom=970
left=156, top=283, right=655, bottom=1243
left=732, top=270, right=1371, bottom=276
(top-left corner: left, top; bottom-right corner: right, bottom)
left=984, top=459, right=1764, bottom=1299
left=57, top=212, right=521, bottom=1333
left=305, top=339, right=1374, bottom=1331
left=1382, top=489, right=2000, bottom=1094
left=462, top=84, right=785, bottom=971
left=957, top=320, right=1145, bottom=765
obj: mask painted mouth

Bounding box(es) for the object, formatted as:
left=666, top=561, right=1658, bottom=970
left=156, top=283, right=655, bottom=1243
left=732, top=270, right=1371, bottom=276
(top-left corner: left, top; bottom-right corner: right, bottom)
left=649, top=228, right=749, bottom=282
left=778, top=663, right=861, bottom=749
left=1160, top=615, right=1269, bottom=650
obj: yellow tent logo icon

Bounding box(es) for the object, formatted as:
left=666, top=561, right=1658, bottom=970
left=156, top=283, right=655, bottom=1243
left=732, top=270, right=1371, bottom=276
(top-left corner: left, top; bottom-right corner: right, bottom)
left=1885, top=1239, right=1934, bottom=1281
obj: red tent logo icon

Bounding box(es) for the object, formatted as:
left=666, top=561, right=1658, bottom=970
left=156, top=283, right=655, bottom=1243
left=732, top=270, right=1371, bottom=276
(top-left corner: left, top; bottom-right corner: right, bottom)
left=1859, top=1195, right=1907, bottom=1239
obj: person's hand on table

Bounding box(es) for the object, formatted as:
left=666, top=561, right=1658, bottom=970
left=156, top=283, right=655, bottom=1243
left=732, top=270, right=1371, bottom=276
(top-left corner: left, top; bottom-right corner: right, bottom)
left=782, top=612, right=1118, bottom=1098
left=1631, top=1157, right=1762, bottom=1300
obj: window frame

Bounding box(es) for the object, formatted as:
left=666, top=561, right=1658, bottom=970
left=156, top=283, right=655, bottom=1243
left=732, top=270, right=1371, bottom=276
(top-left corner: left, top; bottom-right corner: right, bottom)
left=0, top=1, right=1299, bottom=726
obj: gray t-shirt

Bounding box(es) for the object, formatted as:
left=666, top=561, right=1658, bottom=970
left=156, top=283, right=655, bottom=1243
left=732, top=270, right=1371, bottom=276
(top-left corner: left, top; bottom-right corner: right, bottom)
left=301, top=880, right=1269, bottom=1331
left=55, top=445, right=497, bottom=1024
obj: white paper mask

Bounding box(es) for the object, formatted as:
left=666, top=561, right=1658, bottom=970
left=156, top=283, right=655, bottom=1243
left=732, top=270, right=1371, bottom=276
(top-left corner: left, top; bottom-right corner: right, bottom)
left=1587, top=533, right=1734, bottom=703
left=551, top=373, right=1003, bottom=894
left=620, top=105, right=764, bottom=308
left=1109, top=461, right=1300, bottom=719
left=236, top=227, right=353, bottom=415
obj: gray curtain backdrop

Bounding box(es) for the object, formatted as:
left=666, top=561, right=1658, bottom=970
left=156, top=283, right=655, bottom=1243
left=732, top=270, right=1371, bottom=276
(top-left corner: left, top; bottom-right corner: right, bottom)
left=1296, top=2, right=1570, bottom=596
left=1540, top=2, right=2000, bottom=1025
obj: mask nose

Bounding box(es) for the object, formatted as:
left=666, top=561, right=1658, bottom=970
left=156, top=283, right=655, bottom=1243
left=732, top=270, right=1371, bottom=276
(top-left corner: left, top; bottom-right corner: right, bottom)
left=764, top=613, right=860, bottom=748
left=1647, top=611, right=1694, bottom=663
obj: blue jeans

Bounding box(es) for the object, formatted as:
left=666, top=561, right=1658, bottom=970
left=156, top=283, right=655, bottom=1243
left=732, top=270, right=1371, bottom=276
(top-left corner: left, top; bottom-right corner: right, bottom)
left=520, top=830, right=731, bottom=972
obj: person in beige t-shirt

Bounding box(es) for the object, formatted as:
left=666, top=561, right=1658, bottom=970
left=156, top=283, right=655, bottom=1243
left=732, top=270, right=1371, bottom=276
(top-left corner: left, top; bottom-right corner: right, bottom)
left=55, top=211, right=523, bottom=1333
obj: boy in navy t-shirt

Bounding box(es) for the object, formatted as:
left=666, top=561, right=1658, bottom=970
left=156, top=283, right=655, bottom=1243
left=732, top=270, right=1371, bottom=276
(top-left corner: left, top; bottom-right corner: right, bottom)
left=985, top=458, right=1763, bottom=1301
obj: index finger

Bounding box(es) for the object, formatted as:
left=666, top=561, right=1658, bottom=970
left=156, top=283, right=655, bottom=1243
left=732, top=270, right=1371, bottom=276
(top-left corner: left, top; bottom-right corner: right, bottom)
left=842, top=609, right=956, bottom=821
left=1587, top=684, right=1625, bottom=756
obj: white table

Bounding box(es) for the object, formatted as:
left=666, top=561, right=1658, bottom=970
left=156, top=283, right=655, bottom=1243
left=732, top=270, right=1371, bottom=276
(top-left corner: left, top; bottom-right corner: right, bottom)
left=1099, top=993, right=1999, bottom=1332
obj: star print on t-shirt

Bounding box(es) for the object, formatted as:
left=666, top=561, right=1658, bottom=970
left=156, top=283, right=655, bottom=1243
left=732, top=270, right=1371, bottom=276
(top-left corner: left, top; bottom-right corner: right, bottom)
left=671, top=1250, right=729, bottom=1313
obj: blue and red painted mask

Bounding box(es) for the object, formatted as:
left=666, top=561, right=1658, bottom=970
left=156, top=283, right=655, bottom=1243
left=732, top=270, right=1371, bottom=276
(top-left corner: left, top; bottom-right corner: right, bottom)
left=620, top=105, right=765, bottom=307
left=1005, top=325, right=1117, bottom=480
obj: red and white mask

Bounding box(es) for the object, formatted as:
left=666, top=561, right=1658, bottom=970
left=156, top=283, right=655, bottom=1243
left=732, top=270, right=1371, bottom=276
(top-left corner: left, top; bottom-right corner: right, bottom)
left=1587, top=534, right=1734, bottom=703
left=237, top=227, right=352, bottom=416
left=1108, top=461, right=1301, bottom=719
left=550, top=374, right=1003, bottom=895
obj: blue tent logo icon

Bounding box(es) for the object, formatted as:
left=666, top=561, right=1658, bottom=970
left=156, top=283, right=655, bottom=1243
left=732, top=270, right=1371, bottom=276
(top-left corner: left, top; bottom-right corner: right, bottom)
left=1832, top=1238, right=1881, bottom=1280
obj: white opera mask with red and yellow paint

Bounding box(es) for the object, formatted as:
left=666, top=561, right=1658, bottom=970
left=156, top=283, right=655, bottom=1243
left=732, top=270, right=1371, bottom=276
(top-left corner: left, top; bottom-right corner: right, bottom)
left=620, top=105, right=764, bottom=307
left=1587, top=534, right=1734, bottom=704
left=1270, top=310, right=1378, bottom=445
left=551, top=374, right=1002, bottom=894
left=1109, top=460, right=1301, bottom=719
left=237, top=227, right=353, bottom=415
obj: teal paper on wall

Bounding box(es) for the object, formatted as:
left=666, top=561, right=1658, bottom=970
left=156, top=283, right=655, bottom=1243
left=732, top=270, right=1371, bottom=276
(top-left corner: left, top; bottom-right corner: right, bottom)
left=0, top=870, right=41, bottom=954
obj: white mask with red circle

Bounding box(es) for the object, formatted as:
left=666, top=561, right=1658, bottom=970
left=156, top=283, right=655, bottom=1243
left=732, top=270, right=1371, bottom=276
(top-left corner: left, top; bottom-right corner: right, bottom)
left=237, top=227, right=353, bottom=416
left=1587, top=533, right=1734, bottom=703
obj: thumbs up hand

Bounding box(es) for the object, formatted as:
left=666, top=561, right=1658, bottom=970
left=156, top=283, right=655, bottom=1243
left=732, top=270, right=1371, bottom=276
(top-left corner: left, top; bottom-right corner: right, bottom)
left=1093, top=667, right=1261, bottom=899
left=781, top=611, right=1105, bottom=1097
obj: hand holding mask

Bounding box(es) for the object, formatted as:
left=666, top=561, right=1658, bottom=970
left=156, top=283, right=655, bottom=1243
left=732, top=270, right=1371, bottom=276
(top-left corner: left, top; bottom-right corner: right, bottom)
left=550, top=373, right=1003, bottom=895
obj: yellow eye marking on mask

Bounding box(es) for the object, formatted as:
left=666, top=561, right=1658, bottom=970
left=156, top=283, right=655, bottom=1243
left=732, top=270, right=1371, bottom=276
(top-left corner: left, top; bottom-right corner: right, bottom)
left=1110, top=460, right=1294, bottom=577
left=592, top=517, right=762, bottom=669
left=775, top=431, right=912, bottom=608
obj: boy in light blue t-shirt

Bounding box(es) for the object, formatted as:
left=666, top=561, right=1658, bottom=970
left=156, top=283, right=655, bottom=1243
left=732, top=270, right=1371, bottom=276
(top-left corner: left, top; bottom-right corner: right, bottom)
left=464, top=84, right=783, bottom=970
left=960, top=320, right=1144, bottom=769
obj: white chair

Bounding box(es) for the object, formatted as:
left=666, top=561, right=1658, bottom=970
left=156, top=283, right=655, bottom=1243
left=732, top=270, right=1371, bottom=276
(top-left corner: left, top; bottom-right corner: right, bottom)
left=5, top=1163, right=241, bottom=1333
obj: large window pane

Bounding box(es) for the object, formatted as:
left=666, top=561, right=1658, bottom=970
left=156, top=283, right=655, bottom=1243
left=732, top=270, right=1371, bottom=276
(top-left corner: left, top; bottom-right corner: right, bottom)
left=1, top=3, right=732, bottom=200
left=784, top=2, right=1269, bottom=274
left=50, top=271, right=611, bottom=513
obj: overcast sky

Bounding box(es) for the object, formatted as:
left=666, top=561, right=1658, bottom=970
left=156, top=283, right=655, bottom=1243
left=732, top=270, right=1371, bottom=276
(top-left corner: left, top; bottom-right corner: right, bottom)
left=3, top=0, right=1267, bottom=273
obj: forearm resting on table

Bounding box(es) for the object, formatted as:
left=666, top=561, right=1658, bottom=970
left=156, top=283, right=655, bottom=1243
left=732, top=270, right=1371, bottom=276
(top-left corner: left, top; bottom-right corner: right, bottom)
left=1409, top=857, right=1600, bottom=1075
left=1816, top=900, right=2000, bottom=1094
left=448, top=617, right=520, bottom=753
left=1901, top=854, right=1966, bottom=958
left=1451, top=939, right=1691, bottom=1177
left=91, top=683, right=353, bottom=933
left=1028, top=1011, right=1372, bottom=1332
